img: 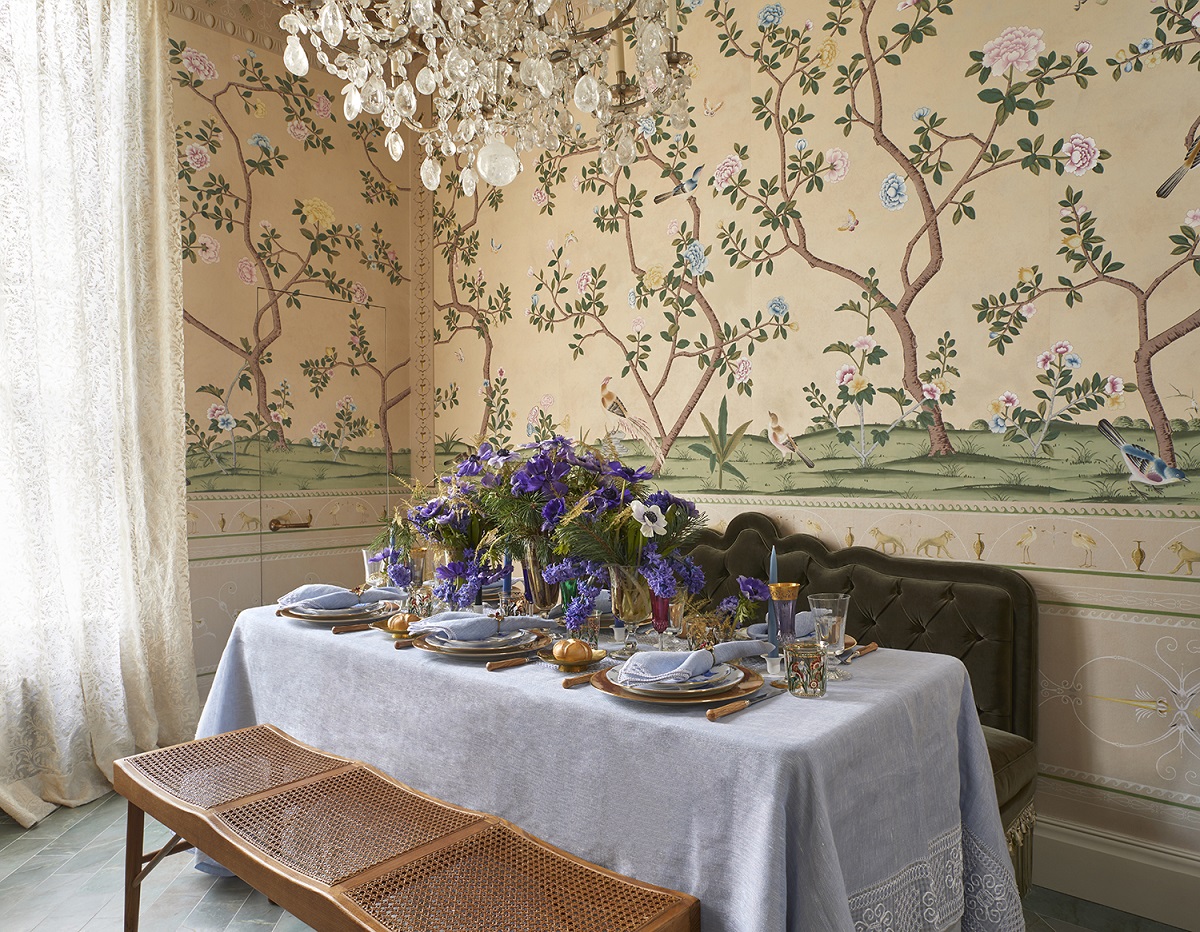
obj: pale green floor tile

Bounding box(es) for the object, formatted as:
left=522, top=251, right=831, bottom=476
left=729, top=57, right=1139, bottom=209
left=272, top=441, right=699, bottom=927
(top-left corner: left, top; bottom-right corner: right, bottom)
left=136, top=866, right=220, bottom=930
left=177, top=876, right=257, bottom=931
left=226, top=889, right=287, bottom=930
left=271, top=910, right=318, bottom=931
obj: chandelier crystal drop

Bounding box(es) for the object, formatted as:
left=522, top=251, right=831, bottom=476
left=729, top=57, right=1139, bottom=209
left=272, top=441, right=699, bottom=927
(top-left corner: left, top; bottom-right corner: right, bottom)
left=277, top=0, right=693, bottom=193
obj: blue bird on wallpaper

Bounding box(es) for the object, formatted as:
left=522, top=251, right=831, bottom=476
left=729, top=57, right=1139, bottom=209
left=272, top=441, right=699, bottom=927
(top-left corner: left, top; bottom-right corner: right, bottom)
left=1097, top=418, right=1188, bottom=490
left=653, top=164, right=705, bottom=204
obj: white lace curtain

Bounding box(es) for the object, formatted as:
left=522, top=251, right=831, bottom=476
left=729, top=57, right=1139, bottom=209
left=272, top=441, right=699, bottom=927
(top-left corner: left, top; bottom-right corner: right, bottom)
left=0, top=0, right=198, bottom=826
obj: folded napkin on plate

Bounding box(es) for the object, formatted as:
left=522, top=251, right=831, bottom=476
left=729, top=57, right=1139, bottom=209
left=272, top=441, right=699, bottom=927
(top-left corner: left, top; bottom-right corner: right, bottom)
left=278, top=583, right=407, bottom=611
left=408, top=610, right=545, bottom=642
left=747, top=610, right=817, bottom=641
left=613, top=640, right=769, bottom=687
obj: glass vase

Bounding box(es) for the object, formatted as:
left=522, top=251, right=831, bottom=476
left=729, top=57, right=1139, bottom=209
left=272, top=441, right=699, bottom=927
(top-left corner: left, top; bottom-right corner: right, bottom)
left=522, top=540, right=560, bottom=615
left=608, top=564, right=651, bottom=658
left=768, top=582, right=800, bottom=647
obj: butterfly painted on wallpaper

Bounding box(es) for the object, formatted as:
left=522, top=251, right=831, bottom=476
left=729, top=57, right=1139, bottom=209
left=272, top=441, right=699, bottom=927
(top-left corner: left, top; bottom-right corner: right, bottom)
left=837, top=209, right=859, bottom=232
left=489, top=238, right=502, bottom=252
left=703, top=97, right=724, bottom=116
left=454, top=348, right=465, bottom=363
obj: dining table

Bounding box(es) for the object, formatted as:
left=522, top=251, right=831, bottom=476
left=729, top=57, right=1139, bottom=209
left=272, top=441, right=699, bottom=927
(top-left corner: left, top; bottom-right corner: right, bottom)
left=195, top=604, right=1024, bottom=932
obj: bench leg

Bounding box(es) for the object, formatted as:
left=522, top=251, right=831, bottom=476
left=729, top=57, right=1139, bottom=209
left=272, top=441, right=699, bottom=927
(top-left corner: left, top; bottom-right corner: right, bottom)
left=124, top=801, right=145, bottom=932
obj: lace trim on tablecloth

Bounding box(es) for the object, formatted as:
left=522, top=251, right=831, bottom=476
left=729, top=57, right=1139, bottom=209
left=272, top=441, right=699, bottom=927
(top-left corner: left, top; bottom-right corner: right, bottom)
left=848, top=826, right=1023, bottom=932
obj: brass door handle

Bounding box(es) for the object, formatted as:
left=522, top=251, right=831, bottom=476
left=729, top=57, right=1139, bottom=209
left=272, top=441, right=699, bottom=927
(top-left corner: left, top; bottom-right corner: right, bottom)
left=268, top=511, right=313, bottom=531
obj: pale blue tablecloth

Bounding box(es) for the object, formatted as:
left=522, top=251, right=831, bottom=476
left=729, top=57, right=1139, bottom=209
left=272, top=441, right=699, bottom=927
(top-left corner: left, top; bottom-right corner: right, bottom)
left=197, top=605, right=1023, bottom=932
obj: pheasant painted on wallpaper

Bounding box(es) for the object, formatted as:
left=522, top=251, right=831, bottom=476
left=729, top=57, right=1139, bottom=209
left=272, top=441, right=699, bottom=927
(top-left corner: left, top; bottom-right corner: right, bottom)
left=767, top=411, right=815, bottom=468
left=600, top=376, right=663, bottom=469
left=1097, top=418, right=1187, bottom=491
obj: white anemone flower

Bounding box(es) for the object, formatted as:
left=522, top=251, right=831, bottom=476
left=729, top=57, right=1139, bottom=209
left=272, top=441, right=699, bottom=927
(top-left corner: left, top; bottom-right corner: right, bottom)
left=631, top=502, right=667, bottom=537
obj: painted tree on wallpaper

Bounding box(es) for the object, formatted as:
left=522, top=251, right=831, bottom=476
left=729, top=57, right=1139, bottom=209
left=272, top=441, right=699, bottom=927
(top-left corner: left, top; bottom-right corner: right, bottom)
left=976, top=3, right=1200, bottom=469
left=171, top=41, right=409, bottom=475
left=710, top=0, right=1109, bottom=458
left=502, top=5, right=796, bottom=470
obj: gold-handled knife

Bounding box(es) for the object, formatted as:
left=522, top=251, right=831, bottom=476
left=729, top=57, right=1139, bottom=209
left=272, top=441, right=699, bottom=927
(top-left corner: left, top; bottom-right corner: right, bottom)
left=706, top=686, right=787, bottom=721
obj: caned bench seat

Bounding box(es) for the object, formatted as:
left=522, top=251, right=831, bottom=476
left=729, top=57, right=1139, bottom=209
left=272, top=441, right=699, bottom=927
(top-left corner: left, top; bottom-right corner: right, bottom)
left=114, top=724, right=700, bottom=932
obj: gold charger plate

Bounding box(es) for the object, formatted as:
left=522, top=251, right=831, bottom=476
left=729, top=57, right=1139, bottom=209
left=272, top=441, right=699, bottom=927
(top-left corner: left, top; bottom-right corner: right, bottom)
left=590, top=664, right=764, bottom=706
left=277, top=603, right=398, bottom=623
left=411, top=631, right=552, bottom=661
left=536, top=647, right=607, bottom=673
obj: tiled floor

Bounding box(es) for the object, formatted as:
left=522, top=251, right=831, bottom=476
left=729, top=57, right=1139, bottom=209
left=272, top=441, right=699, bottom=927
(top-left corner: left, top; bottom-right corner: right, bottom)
left=0, top=792, right=1188, bottom=931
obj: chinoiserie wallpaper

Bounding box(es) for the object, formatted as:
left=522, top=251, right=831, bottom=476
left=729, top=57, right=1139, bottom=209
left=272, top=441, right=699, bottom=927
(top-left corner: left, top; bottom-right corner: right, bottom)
left=426, top=1, right=1200, bottom=860
left=169, top=1, right=419, bottom=672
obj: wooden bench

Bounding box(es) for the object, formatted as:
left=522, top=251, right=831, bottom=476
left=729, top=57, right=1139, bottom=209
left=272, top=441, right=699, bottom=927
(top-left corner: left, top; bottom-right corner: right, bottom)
left=114, top=724, right=700, bottom=932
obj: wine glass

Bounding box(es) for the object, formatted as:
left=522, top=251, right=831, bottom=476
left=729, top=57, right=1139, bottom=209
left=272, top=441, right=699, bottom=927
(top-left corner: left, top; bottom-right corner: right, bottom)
left=808, top=593, right=851, bottom=681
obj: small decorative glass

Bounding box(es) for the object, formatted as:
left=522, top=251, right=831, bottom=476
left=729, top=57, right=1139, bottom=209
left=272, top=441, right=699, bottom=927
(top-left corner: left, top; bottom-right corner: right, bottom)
left=609, top=564, right=652, bottom=658
left=768, top=581, right=800, bottom=644
left=650, top=594, right=671, bottom=651
left=784, top=640, right=827, bottom=698
left=568, top=613, right=602, bottom=648
left=809, top=593, right=852, bottom=681
left=687, top=612, right=737, bottom=651
left=408, top=546, right=427, bottom=588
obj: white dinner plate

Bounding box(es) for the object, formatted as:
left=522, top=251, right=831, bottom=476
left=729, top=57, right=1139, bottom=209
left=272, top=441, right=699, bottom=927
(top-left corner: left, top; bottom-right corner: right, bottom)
left=282, top=602, right=394, bottom=622
left=424, top=629, right=538, bottom=653
left=615, top=663, right=745, bottom=697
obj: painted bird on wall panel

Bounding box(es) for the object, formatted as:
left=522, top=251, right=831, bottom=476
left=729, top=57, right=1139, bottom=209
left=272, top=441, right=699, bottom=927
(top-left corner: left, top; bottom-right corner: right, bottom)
left=600, top=376, right=664, bottom=469
left=1097, top=419, right=1188, bottom=490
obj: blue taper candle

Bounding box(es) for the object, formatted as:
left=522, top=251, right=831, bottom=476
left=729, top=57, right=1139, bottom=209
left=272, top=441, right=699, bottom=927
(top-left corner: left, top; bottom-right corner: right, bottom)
left=502, top=551, right=512, bottom=596
left=767, top=546, right=779, bottom=654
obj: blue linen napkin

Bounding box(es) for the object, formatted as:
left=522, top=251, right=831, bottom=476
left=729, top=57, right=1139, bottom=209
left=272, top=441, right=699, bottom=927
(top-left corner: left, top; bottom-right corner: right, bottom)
left=278, top=583, right=408, bottom=611
left=408, top=610, right=545, bottom=642
left=748, top=610, right=817, bottom=641
left=612, top=640, right=769, bottom=686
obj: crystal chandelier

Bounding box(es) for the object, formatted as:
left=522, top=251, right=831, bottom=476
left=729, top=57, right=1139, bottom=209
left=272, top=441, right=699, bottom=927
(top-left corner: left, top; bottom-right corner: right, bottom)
left=277, top=0, right=692, bottom=192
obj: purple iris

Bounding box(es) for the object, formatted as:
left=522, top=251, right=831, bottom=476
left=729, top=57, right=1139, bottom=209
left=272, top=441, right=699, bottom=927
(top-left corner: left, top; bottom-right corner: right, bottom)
left=540, top=497, right=567, bottom=531
left=510, top=453, right=571, bottom=497
left=646, top=488, right=698, bottom=517
left=737, top=575, right=771, bottom=602
left=387, top=563, right=413, bottom=587
left=605, top=461, right=653, bottom=483
left=584, top=481, right=632, bottom=515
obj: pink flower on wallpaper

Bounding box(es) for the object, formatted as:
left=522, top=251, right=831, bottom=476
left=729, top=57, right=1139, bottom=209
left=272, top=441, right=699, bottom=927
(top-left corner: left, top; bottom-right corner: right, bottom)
left=349, top=333, right=361, bottom=346
left=824, top=148, right=850, bottom=183
left=237, top=257, right=257, bottom=285
left=1036, top=350, right=1054, bottom=370
left=287, top=119, right=310, bottom=141
left=1185, top=209, right=1200, bottom=229
left=541, top=393, right=555, bottom=407
left=631, top=316, right=646, bottom=333
left=1018, top=303, right=1036, bottom=318
left=197, top=234, right=220, bottom=264
left=1061, top=133, right=1101, bottom=175
left=181, top=47, right=219, bottom=82
left=386, top=248, right=397, bottom=261
left=1104, top=376, right=1124, bottom=395
left=981, top=26, right=1045, bottom=74
left=667, top=218, right=680, bottom=237
left=269, top=410, right=283, bottom=423
left=921, top=382, right=941, bottom=401
left=835, top=364, right=857, bottom=386
left=577, top=269, right=593, bottom=293
left=851, top=335, right=876, bottom=352
left=712, top=154, right=742, bottom=190
left=311, top=421, right=327, bottom=435
left=1052, top=340, right=1073, bottom=355
left=207, top=403, right=226, bottom=421
left=1075, top=41, right=1092, bottom=56
left=1059, top=203, right=1088, bottom=219
left=897, top=0, right=916, bottom=10
left=185, top=144, right=210, bottom=171
left=734, top=358, right=752, bottom=384
left=497, top=367, right=506, bottom=378
left=999, top=391, right=1019, bottom=408
left=573, top=176, right=582, bottom=191
left=531, top=188, right=548, bottom=206
left=313, top=93, right=332, bottom=119
left=350, top=281, right=369, bottom=304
